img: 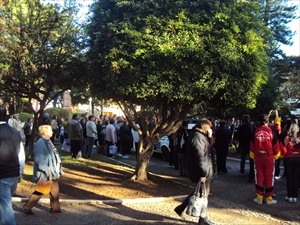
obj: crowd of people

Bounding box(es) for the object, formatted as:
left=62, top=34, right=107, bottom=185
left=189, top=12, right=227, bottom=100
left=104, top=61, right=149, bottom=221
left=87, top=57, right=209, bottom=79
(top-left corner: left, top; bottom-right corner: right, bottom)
left=56, top=113, right=137, bottom=160
left=1, top=106, right=300, bottom=225
left=173, top=111, right=300, bottom=224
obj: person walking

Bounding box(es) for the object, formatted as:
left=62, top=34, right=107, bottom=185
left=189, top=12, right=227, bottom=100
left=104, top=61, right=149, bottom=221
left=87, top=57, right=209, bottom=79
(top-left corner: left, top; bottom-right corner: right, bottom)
left=23, top=125, right=64, bottom=215
left=85, top=115, right=98, bottom=158
left=279, top=121, right=300, bottom=203
left=214, top=120, right=231, bottom=174
left=236, top=114, right=255, bottom=182
left=174, top=118, right=215, bottom=225
left=0, top=105, right=24, bottom=225
left=250, top=114, right=280, bottom=205
left=68, top=114, right=83, bottom=158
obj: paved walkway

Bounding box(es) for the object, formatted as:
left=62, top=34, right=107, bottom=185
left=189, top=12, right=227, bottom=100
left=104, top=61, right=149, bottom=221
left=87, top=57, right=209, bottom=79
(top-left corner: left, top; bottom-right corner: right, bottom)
left=13, top=156, right=300, bottom=225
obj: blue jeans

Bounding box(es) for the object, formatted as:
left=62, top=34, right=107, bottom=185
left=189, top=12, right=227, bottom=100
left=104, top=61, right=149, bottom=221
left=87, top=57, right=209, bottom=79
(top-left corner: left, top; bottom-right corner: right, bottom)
left=0, top=177, right=19, bottom=225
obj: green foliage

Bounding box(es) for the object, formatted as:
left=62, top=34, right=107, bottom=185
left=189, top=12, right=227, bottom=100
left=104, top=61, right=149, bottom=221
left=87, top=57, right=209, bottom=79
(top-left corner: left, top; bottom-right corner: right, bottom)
left=0, top=0, right=86, bottom=110
left=87, top=0, right=270, bottom=111
left=19, top=112, right=33, bottom=122
left=45, top=107, right=70, bottom=121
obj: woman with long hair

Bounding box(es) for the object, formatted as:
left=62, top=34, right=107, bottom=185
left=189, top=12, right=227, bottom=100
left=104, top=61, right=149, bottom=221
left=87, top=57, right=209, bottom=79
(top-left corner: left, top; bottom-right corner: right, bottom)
left=280, top=120, right=300, bottom=203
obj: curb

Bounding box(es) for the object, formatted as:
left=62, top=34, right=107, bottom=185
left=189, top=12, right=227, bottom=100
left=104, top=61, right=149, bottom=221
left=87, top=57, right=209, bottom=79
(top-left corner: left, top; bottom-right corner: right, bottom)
left=12, top=195, right=187, bottom=204
left=13, top=156, right=283, bottom=205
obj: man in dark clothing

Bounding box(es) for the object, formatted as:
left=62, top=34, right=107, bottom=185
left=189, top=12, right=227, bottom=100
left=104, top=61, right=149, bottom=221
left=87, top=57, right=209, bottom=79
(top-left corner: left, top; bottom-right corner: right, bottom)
left=119, top=119, right=133, bottom=158
left=236, top=114, right=255, bottom=182
left=215, top=120, right=232, bottom=174
left=176, top=121, right=189, bottom=176
left=0, top=105, right=22, bottom=225
left=68, top=114, right=83, bottom=158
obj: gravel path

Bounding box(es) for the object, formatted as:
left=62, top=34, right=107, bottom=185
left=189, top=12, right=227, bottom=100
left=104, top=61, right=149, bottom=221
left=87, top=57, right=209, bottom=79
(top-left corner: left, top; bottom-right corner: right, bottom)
left=13, top=157, right=300, bottom=225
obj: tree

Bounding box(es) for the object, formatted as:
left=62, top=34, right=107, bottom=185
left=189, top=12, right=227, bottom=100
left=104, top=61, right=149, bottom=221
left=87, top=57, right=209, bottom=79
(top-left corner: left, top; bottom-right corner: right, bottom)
left=0, top=0, right=86, bottom=157
left=247, top=0, right=299, bottom=116
left=86, top=0, right=270, bottom=181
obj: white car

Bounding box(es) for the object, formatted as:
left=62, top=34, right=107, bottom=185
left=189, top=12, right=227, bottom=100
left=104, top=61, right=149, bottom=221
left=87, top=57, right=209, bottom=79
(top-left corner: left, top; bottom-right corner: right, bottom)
left=154, top=135, right=170, bottom=161
left=154, top=120, right=198, bottom=161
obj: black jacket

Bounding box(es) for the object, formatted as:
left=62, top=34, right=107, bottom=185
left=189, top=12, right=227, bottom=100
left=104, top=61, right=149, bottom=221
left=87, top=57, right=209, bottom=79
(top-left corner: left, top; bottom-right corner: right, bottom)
left=0, top=123, right=21, bottom=179
left=187, top=129, right=214, bottom=183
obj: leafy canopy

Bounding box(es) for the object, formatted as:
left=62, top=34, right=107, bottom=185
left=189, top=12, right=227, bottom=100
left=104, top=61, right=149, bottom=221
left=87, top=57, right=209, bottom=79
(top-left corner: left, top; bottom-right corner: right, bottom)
left=87, top=0, right=270, bottom=112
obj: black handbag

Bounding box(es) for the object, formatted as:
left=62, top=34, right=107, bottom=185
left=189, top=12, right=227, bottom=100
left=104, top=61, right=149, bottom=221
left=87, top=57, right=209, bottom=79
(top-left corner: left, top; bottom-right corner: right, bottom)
left=186, top=182, right=208, bottom=217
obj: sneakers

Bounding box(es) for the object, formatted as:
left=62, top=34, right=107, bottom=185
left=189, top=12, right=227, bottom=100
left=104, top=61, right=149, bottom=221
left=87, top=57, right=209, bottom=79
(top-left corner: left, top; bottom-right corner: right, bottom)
left=253, top=198, right=262, bottom=205
left=121, top=155, right=129, bottom=159
left=285, top=196, right=297, bottom=203
left=274, top=175, right=281, bottom=180
left=266, top=199, right=277, bottom=205
left=198, top=217, right=215, bottom=225
left=239, top=172, right=244, bottom=176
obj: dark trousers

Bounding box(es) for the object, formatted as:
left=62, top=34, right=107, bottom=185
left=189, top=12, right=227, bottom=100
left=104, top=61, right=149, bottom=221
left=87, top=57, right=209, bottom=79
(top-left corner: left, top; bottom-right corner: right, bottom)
left=216, top=146, right=228, bottom=173
left=284, top=157, right=300, bottom=198
left=275, top=158, right=281, bottom=177
left=178, top=153, right=187, bottom=176
left=25, top=134, right=31, bottom=148
left=240, top=142, right=254, bottom=179
left=121, top=140, right=132, bottom=155
left=70, top=139, right=81, bottom=158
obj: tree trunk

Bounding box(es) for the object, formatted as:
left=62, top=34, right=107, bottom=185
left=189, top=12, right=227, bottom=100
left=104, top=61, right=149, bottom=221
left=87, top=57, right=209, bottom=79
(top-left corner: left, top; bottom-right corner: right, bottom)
left=131, top=139, right=153, bottom=181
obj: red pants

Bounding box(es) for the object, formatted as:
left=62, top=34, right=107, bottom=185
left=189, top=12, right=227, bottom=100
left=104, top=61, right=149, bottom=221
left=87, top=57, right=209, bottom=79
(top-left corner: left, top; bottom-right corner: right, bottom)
left=254, top=156, right=275, bottom=197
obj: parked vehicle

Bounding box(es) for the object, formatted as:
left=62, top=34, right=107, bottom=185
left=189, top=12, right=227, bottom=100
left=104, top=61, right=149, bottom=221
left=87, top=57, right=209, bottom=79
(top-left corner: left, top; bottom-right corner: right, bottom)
left=154, top=119, right=198, bottom=161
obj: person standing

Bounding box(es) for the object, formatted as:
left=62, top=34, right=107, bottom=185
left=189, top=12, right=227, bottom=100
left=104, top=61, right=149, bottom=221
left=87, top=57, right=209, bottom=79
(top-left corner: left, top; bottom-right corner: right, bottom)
left=23, top=125, right=64, bottom=215
left=0, top=105, right=24, bottom=225
left=23, top=118, right=33, bottom=148
left=250, top=114, right=280, bottom=205
left=8, top=114, right=14, bottom=127
left=131, top=122, right=140, bottom=158
left=119, top=119, right=133, bottom=159
left=176, top=121, right=189, bottom=176
left=85, top=115, right=98, bottom=158
left=279, top=121, right=300, bottom=203
left=68, top=114, right=83, bottom=158
left=236, top=114, right=255, bottom=182
left=214, top=120, right=231, bottom=174
left=105, top=118, right=117, bottom=157
left=79, top=117, right=87, bottom=157
left=12, top=113, right=22, bottom=134
left=174, top=118, right=215, bottom=225
left=50, top=115, right=59, bottom=143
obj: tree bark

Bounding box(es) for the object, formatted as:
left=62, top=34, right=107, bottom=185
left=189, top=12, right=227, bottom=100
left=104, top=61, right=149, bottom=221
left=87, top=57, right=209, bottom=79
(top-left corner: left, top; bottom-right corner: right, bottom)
left=132, top=139, right=153, bottom=181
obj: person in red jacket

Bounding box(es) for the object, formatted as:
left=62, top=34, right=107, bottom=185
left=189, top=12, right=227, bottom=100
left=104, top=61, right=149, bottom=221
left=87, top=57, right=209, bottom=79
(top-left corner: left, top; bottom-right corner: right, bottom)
left=279, top=119, right=300, bottom=203
left=250, top=114, right=280, bottom=205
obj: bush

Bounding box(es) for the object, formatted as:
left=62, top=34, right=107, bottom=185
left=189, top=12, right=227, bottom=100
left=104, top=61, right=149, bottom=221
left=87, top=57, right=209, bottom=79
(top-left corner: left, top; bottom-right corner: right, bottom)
left=44, top=107, right=70, bottom=122
left=19, top=112, right=33, bottom=122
